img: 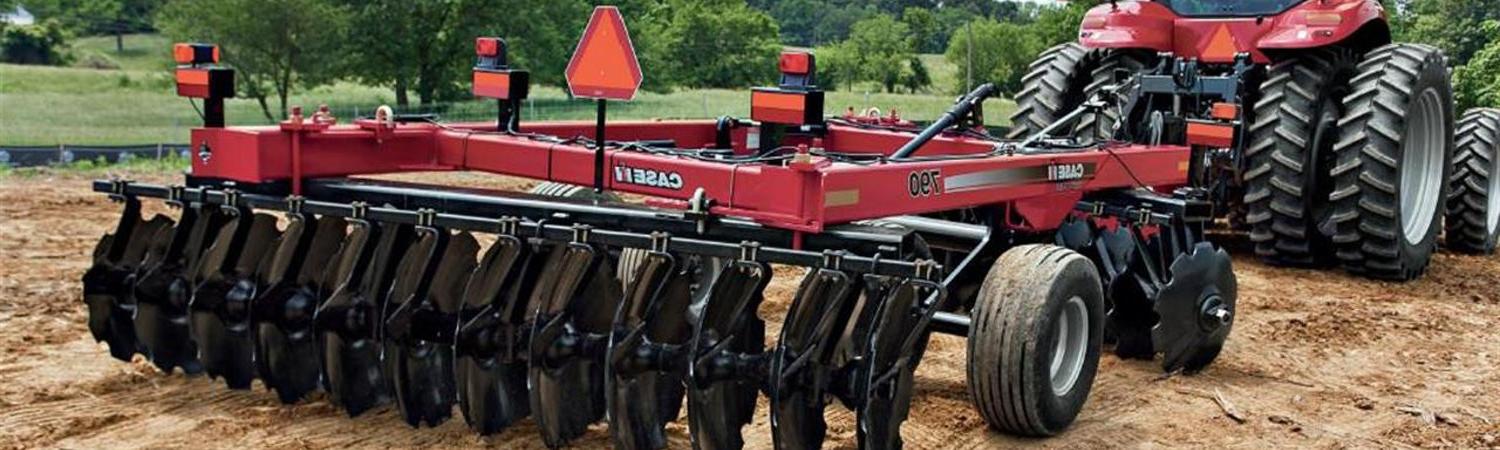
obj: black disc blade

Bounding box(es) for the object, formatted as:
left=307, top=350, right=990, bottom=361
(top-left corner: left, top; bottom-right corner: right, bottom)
left=315, top=219, right=412, bottom=416
left=191, top=211, right=279, bottom=389
left=528, top=242, right=615, bottom=448
left=607, top=250, right=696, bottom=450
left=84, top=210, right=173, bottom=362
left=387, top=229, right=477, bottom=427
left=252, top=215, right=345, bottom=404
left=455, top=234, right=538, bottom=435
left=1152, top=243, right=1236, bottom=373
left=133, top=206, right=227, bottom=374
left=857, top=279, right=939, bottom=450
left=686, top=259, right=770, bottom=450
left=770, top=267, right=858, bottom=450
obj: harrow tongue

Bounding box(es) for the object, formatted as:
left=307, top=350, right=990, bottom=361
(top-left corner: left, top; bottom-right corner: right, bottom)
left=83, top=196, right=173, bottom=362
left=605, top=237, right=701, bottom=450
left=686, top=253, right=771, bottom=450
left=316, top=216, right=414, bottom=416
left=188, top=202, right=280, bottom=389
left=252, top=212, right=346, bottom=403
left=133, top=201, right=230, bottom=374
left=526, top=229, right=619, bottom=447
left=385, top=225, right=479, bottom=427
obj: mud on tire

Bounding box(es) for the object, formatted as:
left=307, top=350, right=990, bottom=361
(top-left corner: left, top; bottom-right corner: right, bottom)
left=1329, top=44, right=1456, bottom=280
left=968, top=245, right=1103, bottom=437
left=1243, top=48, right=1359, bottom=266
left=1445, top=108, right=1500, bottom=254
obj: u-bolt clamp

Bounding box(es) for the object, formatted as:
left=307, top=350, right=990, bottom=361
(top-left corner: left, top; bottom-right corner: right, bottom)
left=498, top=216, right=520, bottom=237
left=650, top=232, right=671, bottom=253
left=222, top=189, right=241, bottom=207
left=914, top=259, right=939, bottom=281
left=166, top=185, right=186, bottom=208
left=822, top=250, right=845, bottom=270
left=416, top=208, right=437, bottom=227
left=110, top=179, right=129, bottom=196
left=286, top=195, right=305, bottom=215
left=350, top=201, right=369, bottom=220
left=572, top=224, right=592, bottom=243
left=739, top=241, right=760, bottom=261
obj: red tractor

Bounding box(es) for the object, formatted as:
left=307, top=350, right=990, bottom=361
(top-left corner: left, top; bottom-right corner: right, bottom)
left=1011, top=0, right=1500, bottom=280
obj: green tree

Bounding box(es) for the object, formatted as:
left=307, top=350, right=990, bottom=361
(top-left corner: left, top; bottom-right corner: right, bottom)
left=945, top=18, right=1040, bottom=96
left=340, top=0, right=589, bottom=106
left=1398, top=0, right=1500, bottom=66
left=158, top=0, right=350, bottom=122
left=842, top=14, right=915, bottom=93
left=649, top=0, right=781, bottom=89
left=1455, top=20, right=1500, bottom=108
left=1, top=20, right=71, bottom=65
left=16, top=0, right=162, bottom=51
left=901, top=7, right=941, bottom=53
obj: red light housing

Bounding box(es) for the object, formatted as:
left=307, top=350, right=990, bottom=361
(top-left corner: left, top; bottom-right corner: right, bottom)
left=779, top=52, right=812, bottom=75
left=174, top=43, right=220, bottom=65
left=476, top=37, right=502, bottom=58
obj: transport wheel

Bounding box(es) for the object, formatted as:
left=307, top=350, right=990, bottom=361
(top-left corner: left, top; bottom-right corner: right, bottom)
left=1244, top=48, right=1359, bottom=266
left=527, top=182, right=648, bottom=285
left=1445, top=108, right=1500, bottom=254
left=968, top=245, right=1103, bottom=437
left=1330, top=44, right=1456, bottom=280
left=1008, top=43, right=1090, bottom=139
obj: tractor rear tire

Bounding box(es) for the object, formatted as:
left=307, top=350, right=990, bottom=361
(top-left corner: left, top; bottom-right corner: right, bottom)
left=968, top=245, right=1103, bottom=437
left=1329, top=44, right=1456, bottom=280
left=1008, top=43, right=1090, bottom=140
left=1007, top=44, right=1153, bottom=144
left=1445, top=108, right=1500, bottom=254
left=1244, top=48, right=1358, bottom=266
left=1073, top=50, right=1155, bottom=143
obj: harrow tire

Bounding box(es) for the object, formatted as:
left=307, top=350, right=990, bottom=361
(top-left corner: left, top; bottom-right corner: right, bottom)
left=1329, top=44, right=1456, bottom=280
left=968, top=245, right=1103, bottom=437
left=1445, top=108, right=1500, bottom=254
left=1008, top=43, right=1090, bottom=140
left=1244, top=48, right=1358, bottom=266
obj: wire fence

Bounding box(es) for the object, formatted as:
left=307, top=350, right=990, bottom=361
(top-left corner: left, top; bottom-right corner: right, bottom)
left=0, top=144, right=192, bottom=168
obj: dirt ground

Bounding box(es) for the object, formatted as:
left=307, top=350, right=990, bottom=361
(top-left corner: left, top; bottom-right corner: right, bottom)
left=2, top=169, right=1499, bottom=449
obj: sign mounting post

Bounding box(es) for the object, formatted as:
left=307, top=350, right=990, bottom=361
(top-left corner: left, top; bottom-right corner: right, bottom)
left=565, top=6, right=643, bottom=194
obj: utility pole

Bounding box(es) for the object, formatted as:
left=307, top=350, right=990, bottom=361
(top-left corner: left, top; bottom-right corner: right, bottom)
left=966, top=22, right=974, bottom=92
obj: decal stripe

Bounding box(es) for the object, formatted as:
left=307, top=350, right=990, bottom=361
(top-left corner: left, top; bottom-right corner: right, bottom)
left=944, top=163, right=1097, bottom=193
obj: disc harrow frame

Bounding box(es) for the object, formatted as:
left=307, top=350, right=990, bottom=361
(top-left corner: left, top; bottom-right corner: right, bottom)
left=78, top=38, right=1245, bottom=449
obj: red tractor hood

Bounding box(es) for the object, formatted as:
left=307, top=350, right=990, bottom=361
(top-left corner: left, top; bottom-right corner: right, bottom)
left=1079, top=0, right=1387, bottom=63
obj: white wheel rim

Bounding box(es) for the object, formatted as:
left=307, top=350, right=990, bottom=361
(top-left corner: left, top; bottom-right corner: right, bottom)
left=1489, top=150, right=1500, bottom=234
left=1050, top=296, right=1088, bottom=396
left=1399, top=88, right=1447, bottom=245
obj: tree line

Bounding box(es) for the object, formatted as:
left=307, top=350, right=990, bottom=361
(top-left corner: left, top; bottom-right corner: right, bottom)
left=3, top=0, right=1500, bottom=120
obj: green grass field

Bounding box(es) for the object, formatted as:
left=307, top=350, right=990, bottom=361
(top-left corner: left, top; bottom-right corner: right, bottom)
left=1, top=34, right=1012, bottom=146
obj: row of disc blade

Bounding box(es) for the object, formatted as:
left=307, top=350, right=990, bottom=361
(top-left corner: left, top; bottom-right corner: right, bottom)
left=85, top=199, right=953, bottom=449
left=1055, top=216, right=1237, bottom=374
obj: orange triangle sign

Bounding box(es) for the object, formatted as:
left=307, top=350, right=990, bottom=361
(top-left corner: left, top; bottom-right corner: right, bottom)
left=1202, top=25, right=1239, bottom=62
left=566, top=6, right=643, bottom=101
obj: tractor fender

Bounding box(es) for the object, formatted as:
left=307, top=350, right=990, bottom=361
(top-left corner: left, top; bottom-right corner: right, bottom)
left=1078, top=1, right=1175, bottom=52
left=1257, top=0, right=1389, bottom=51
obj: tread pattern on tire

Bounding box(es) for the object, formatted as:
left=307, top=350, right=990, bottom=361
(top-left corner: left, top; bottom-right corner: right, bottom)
left=1243, top=48, right=1356, bottom=266
left=1445, top=108, right=1500, bottom=254
left=968, top=244, right=1100, bottom=437
left=1008, top=44, right=1089, bottom=139
left=1328, top=43, right=1455, bottom=280
left=1073, top=50, right=1153, bottom=142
